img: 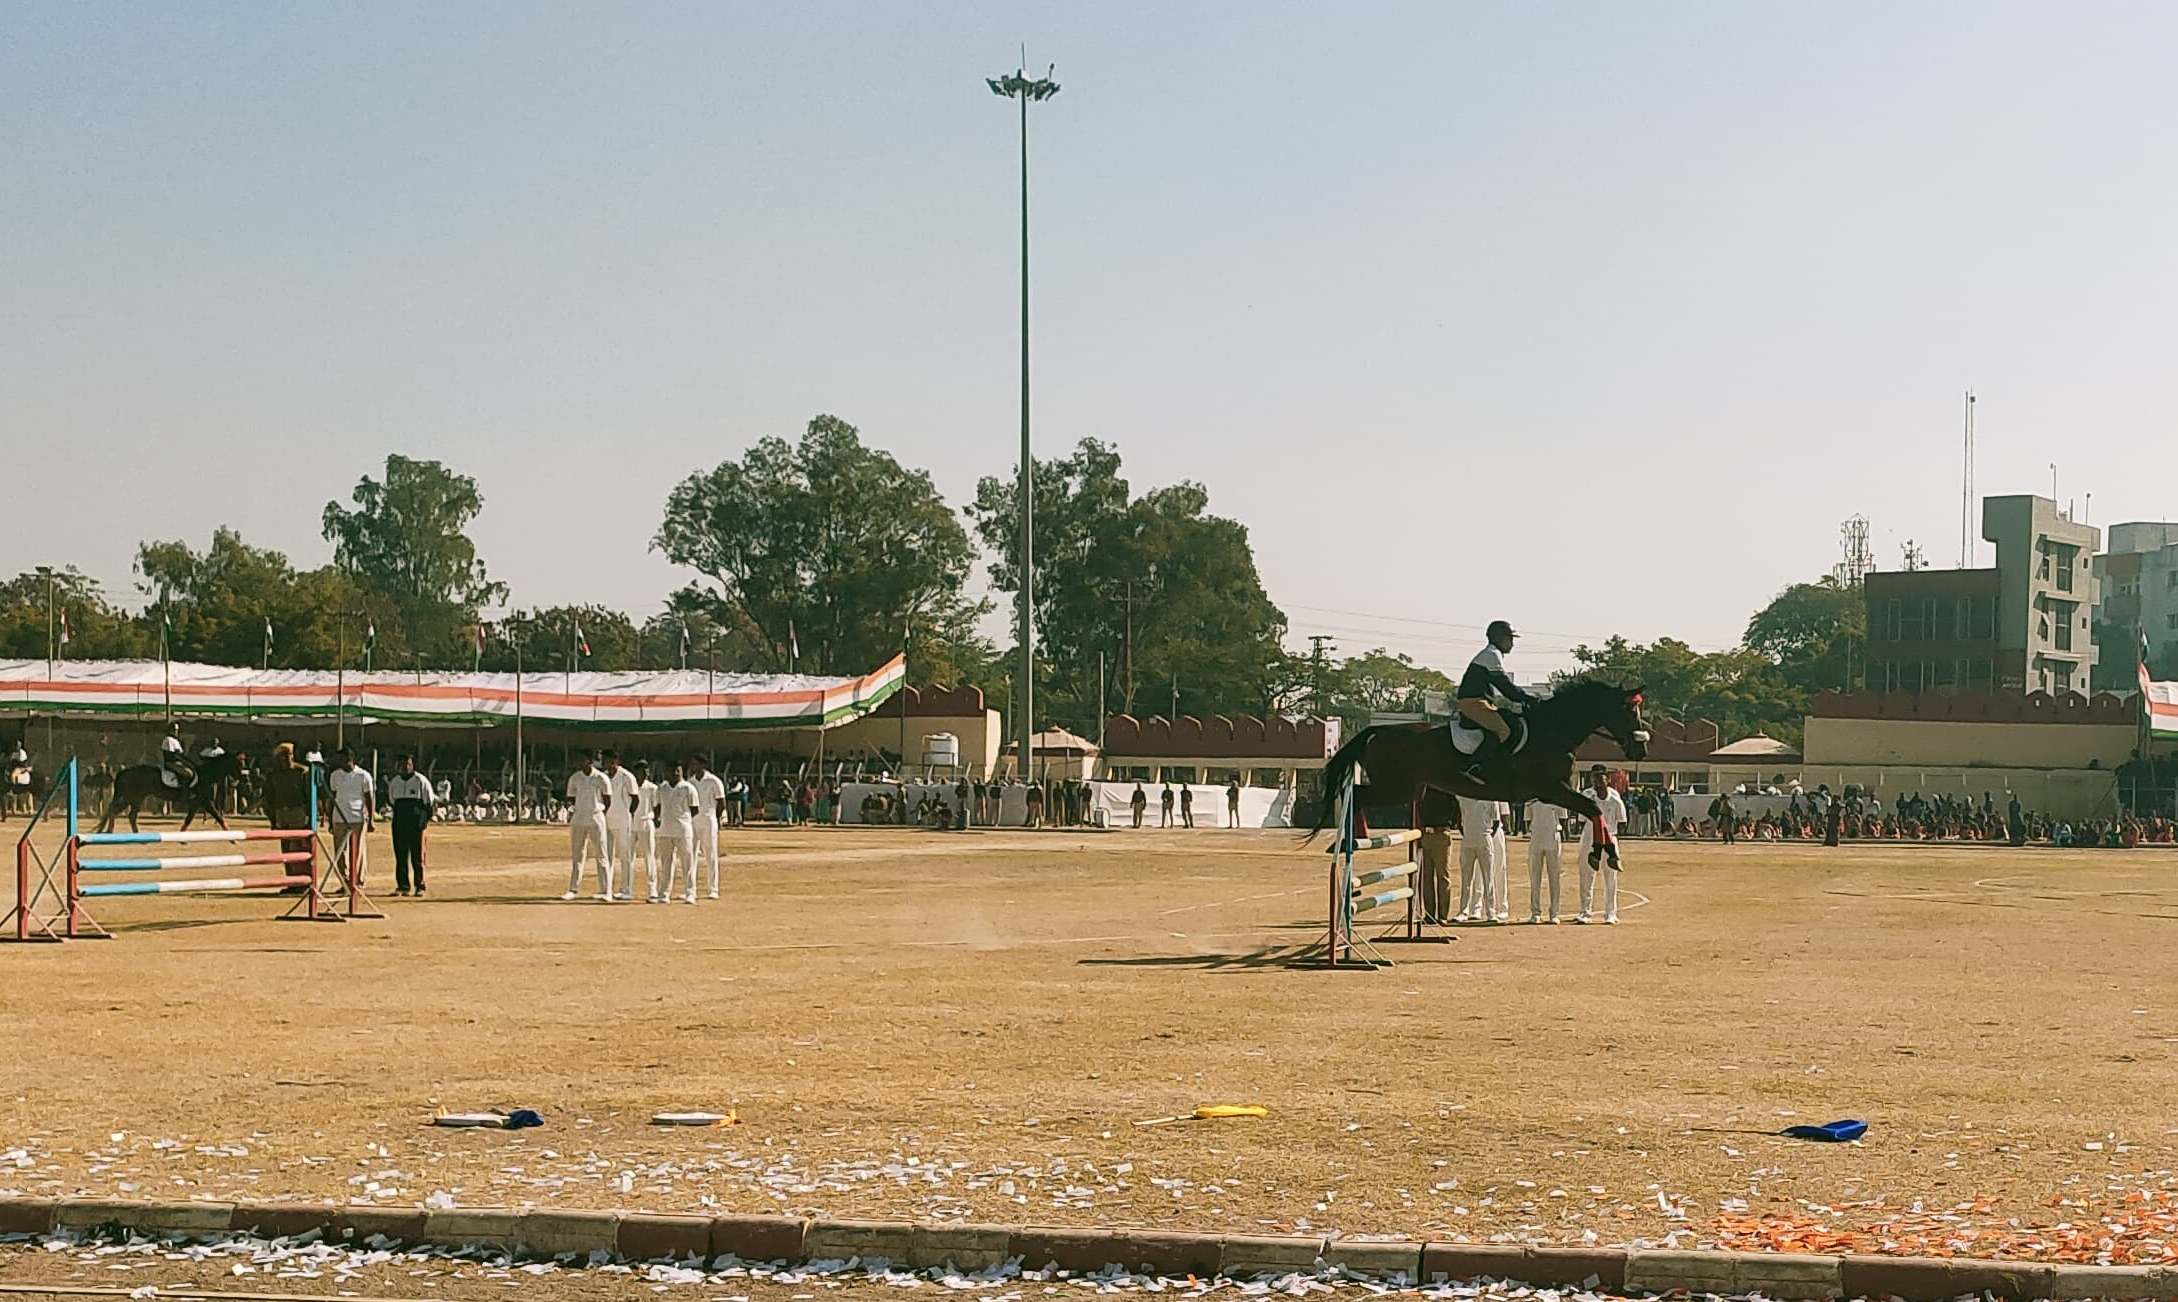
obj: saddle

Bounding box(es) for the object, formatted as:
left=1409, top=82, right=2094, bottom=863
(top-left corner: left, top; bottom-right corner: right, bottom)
left=1449, top=711, right=1528, bottom=759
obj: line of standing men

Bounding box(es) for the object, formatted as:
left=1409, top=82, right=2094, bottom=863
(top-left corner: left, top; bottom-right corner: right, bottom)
left=563, top=750, right=727, bottom=904
left=1428, top=765, right=1628, bottom=925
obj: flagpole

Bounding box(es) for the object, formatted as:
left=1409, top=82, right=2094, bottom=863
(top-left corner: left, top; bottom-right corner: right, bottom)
left=360, top=619, right=372, bottom=765
left=44, top=568, right=57, bottom=759
left=335, top=615, right=346, bottom=750
left=514, top=630, right=526, bottom=822
left=160, top=596, right=173, bottom=727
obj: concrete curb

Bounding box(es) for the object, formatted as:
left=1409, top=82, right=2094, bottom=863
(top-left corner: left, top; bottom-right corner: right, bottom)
left=4, top=1196, right=2175, bottom=1297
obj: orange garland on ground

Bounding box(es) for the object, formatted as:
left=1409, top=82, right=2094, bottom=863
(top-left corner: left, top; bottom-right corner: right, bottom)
left=1714, top=1190, right=2178, bottom=1264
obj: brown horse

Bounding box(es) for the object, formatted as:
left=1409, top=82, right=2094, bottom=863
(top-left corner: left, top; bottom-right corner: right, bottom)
left=1308, top=679, right=1649, bottom=835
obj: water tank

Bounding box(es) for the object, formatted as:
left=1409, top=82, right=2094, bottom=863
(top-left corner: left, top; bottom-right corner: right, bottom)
left=921, top=732, right=960, bottom=768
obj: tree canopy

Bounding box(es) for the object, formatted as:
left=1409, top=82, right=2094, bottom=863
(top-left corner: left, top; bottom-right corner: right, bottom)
left=322, top=454, right=507, bottom=658
left=969, top=438, right=1289, bottom=731
left=655, top=415, right=993, bottom=683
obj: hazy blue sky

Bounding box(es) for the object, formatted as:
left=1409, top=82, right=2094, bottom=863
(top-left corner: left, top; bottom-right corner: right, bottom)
left=8, top=2, right=2177, bottom=674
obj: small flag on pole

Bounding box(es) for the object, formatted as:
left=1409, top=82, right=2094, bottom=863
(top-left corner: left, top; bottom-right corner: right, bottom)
left=365, top=620, right=377, bottom=650
left=788, top=620, right=800, bottom=665
left=57, top=610, right=72, bottom=646
left=263, top=617, right=274, bottom=664
left=574, top=620, right=591, bottom=657
left=473, top=622, right=488, bottom=670
left=678, top=621, right=691, bottom=663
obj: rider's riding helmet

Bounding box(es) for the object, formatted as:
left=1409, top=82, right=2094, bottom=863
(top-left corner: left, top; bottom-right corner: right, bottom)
left=1486, top=619, right=1516, bottom=643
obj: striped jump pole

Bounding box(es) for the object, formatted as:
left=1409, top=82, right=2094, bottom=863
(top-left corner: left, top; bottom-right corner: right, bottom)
left=3, top=759, right=379, bottom=942
left=1290, top=775, right=1449, bottom=970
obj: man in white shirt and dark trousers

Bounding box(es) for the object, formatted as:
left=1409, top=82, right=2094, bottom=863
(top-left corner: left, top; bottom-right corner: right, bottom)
left=690, top=756, right=725, bottom=901
left=563, top=752, right=615, bottom=902
left=1576, top=766, right=1628, bottom=924
left=386, top=754, right=435, bottom=897
left=325, top=749, right=375, bottom=892
left=1455, top=795, right=1499, bottom=923
left=601, top=750, right=640, bottom=901
left=1526, top=797, right=1566, bottom=923
left=653, top=761, right=701, bottom=904
left=624, top=760, right=659, bottom=903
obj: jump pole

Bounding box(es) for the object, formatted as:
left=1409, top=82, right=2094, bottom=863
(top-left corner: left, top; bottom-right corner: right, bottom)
left=1289, top=770, right=1409, bottom=969
left=5, top=758, right=381, bottom=942
left=1370, top=796, right=1454, bottom=947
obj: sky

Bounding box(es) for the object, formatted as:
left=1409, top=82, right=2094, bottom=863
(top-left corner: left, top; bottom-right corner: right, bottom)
left=8, top=1, right=2178, bottom=676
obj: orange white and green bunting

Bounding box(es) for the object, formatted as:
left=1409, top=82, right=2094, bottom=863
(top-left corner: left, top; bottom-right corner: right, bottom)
left=0, top=655, right=905, bottom=732
left=2143, top=675, right=2178, bottom=739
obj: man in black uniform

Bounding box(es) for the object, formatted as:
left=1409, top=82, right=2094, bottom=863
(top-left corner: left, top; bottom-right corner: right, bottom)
left=1456, top=620, right=1541, bottom=776
left=386, top=753, right=436, bottom=896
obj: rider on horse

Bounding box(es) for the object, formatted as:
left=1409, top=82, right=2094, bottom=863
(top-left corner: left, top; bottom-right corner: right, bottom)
left=1456, top=620, right=1540, bottom=773
left=159, top=725, right=195, bottom=789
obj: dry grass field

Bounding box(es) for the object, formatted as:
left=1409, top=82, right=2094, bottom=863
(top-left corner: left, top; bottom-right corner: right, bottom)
left=6, top=816, right=2178, bottom=1261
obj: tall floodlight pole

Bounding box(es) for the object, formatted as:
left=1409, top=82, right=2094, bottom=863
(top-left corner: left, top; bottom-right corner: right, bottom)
left=988, top=59, right=1059, bottom=781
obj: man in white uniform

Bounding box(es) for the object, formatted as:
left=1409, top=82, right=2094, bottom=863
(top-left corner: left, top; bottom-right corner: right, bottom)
left=1455, top=795, right=1498, bottom=923
left=653, top=761, right=701, bottom=904
left=1489, top=801, right=1511, bottom=922
left=690, top=756, right=725, bottom=900
left=601, top=750, right=640, bottom=901
left=563, top=752, right=615, bottom=902
left=1526, top=797, right=1567, bottom=923
left=1576, top=766, right=1628, bottom=924
left=325, top=748, right=374, bottom=887
left=624, top=760, right=659, bottom=903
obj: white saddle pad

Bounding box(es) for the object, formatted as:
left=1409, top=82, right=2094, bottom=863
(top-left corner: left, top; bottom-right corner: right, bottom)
left=1449, top=718, right=1486, bottom=755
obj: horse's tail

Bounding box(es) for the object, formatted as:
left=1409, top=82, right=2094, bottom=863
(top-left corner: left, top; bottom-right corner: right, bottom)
left=1302, top=725, right=1376, bottom=844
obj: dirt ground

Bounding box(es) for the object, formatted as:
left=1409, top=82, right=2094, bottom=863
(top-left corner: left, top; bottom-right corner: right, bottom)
left=6, top=818, right=2178, bottom=1260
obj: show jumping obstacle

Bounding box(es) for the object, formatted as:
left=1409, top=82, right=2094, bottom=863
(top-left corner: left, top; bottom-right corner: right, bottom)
left=4, top=759, right=380, bottom=943
left=1290, top=769, right=1451, bottom=970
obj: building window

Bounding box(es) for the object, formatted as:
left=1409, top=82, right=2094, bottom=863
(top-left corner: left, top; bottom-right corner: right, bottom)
left=1902, top=600, right=1926, bottom=641
left=2168, top=570, right=2178, bottom=591
left=1882, top=598, right=1901, bottom=642
left=2055, top=665, right=2074, bottom=695
left=2055, top=619, right=2073, bottom=651
left=2168, top=613, right=2178, bottom=631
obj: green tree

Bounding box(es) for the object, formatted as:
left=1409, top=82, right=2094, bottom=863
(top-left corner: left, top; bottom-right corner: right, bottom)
left=1324, top=648, right=1457, bottom=715
left=655, top=415, right=990, bottom=677
left=322, top=455, right=507, bottom=657
left=1566, top=635, right=1804, bottom=745
left=487, top=606, right=640, bottom=674
left=133, top=529, right=396, bottom=668
left=969, top=439, right=1290, bottom=730
left=0, top=567, right=150, bottom=660
left=1744, top=577, right=1863, bottom=695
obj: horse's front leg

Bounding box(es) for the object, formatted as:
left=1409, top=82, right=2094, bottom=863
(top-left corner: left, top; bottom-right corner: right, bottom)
left=1551, top=783, right=1603, bottom=820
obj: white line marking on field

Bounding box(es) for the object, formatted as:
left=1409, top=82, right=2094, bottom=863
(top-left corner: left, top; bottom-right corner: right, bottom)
left=1158, top=885, right=1316, bottom=916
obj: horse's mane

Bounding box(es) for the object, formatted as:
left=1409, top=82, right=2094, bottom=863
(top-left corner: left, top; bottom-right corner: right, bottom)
left=1536, top=677, right=1628, bottom=715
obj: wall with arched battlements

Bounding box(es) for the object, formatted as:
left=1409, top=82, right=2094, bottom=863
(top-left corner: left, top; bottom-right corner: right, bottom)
left=1101, top=713, right=1335, bottom=760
